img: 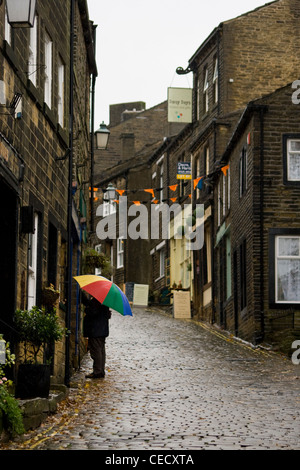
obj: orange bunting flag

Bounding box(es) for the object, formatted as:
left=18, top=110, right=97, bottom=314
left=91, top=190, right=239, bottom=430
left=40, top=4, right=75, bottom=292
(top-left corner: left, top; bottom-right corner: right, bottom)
left=169, top=184, right=178, bottom=192
left=221, top=164, right=230, bottom=176
left=144, top=189, right=155, bottom=198
left=133, top=201, right=141, bottom=206
left=152, top=199, right=159, bottom=204
left=170, top=197, right=177, bottom=203
left=113, top=200, right=119, bottom=204
left=189, top=194, right=192, bottom=199
left=116, top=189, right=126, bottom=196
left=193, top=177, right=203, bottom=190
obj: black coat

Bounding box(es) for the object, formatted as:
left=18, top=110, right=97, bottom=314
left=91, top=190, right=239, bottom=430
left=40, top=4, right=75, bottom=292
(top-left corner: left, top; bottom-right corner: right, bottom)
left=83, top=297, right=111, bottom=338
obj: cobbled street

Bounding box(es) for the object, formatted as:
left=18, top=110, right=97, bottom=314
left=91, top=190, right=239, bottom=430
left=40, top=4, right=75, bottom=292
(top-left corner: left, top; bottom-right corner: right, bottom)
left=2, top=308, right=300, bottom=451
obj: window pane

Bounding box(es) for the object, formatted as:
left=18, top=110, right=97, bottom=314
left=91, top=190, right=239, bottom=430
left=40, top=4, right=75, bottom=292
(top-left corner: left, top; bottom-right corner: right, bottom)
left=278, top=237, right=300, bottom=257
left=277, top=259, right=300, bottom=302
left=289, top=140, right=300, bottom=151
left=288, top=153, right=300, bottom=180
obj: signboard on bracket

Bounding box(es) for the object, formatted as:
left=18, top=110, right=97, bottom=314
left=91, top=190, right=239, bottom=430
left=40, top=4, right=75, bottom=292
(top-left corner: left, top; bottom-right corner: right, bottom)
left=168, top=87, right=192, bottom=124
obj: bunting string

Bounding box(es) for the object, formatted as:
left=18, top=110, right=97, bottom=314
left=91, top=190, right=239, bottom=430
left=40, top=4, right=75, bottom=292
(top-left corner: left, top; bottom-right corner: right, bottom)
left=90, top=163, right=230, bottom=205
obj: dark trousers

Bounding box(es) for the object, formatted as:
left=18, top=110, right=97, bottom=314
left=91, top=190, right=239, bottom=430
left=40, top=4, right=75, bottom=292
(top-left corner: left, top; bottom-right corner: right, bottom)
left=88, top=337, right=106, bottom=376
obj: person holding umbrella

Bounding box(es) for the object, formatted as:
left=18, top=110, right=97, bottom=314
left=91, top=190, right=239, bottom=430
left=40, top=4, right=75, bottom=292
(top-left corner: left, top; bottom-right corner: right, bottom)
left=82, top=293, right=111, bottom=378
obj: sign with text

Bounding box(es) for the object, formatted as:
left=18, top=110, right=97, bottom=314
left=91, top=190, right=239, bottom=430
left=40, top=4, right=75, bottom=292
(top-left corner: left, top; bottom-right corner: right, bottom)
left=133, top=284, right=149, bottom=307
left=168, top=87, right=192, bottom=123
left=173, top=291, right=191, bottom=319
left=177, top=161, right=192, bottom=180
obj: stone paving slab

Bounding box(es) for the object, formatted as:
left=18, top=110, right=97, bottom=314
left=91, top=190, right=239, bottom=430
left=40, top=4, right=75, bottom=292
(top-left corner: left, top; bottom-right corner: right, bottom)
left=1, top=308, right=300, bottom=452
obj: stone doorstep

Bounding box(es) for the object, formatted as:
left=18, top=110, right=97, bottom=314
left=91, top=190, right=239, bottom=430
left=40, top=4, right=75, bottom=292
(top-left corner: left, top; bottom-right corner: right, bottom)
left=18, top=385, right=69, bottom=432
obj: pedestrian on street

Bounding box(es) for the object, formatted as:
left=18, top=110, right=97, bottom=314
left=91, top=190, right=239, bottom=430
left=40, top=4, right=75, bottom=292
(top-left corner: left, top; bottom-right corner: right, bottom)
left=82, top=293, right=111, bottom=378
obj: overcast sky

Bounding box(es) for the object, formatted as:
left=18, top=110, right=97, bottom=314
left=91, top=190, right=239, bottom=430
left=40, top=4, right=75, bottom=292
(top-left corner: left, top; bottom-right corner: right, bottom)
left=87, top=0, right=269, bottom=127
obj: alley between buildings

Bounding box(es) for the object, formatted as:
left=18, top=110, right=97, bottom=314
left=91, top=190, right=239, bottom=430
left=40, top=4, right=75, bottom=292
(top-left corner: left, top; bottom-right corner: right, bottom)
left=2, top=308, right=299, bottom=451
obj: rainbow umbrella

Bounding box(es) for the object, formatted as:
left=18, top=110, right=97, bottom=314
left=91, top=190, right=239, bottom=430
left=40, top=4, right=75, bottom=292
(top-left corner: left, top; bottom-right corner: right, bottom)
left=74, top=275, right=132, bottom=316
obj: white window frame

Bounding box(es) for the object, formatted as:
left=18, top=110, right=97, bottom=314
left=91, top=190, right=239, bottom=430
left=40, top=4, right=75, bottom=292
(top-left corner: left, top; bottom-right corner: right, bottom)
left=117, top=238, right=124, bottom=269
left=94, top=244, right=102, bottom=276
left=287, top=138, right=300, bottom=182
left=58, top=56, right=65, bottom=126
left=203, top=68, right=209, bottom=113
left=275, top=236, right=300, bottom=304
left=213, top=57, right=218, bottom=104
left=103, top=200, right=116, bottom=217
left=44, top=32, right=52, bottom=108
left=159, top=248, right=165, bottom=278
left=28, top=15, right=38, bottom=86
left=205, top=146, right=210, bottom=175
left=5, top=7, right=11, bottom=45
left=28, top=213, right=39, bottom=309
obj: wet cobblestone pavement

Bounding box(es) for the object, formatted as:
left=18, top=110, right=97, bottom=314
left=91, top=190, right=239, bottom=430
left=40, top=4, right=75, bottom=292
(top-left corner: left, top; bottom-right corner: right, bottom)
left=2, top=308, right=300, bottom=451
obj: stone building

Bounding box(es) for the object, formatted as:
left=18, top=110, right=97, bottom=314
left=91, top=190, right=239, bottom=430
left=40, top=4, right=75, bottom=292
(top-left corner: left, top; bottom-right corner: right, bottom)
left=93, top=101, right=185, bottom=295
left=170, top=0, right=300, bottom=344
left=0, top=0, right=96, bottom=384
left=214, top=83, right=300, bottom=350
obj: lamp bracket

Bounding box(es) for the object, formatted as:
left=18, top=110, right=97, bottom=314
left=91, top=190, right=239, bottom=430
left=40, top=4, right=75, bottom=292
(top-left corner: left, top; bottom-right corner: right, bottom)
left=176, top=66, right=193, bottom=75
left=55, top=148, right=71, bottom=161
left=0, top=92, right=22, bottom=115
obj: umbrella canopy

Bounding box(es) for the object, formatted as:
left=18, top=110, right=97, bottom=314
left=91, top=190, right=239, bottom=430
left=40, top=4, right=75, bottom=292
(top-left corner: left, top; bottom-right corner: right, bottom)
left=74, top=275, right=133, bottom=317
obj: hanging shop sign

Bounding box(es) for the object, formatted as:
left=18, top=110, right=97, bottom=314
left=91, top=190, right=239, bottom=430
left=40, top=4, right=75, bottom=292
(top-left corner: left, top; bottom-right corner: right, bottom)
left=177, top=161, right=192, bottom=180
left=168, top=87, right=192, bottom=123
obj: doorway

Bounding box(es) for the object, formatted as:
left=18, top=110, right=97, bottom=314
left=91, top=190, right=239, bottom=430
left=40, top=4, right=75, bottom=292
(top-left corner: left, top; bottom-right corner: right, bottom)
left=0, top=178, right=18, bottom=344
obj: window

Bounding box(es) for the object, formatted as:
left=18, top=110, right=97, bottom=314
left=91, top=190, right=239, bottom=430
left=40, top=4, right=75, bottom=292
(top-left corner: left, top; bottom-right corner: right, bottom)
left=285, top=138, right=300, bottom=182
left=197, top=76, right=201, bottom=120
left=203, top=68, right=209, bottom=113
left=44, top=32, right=52, bottom=108
left=276, top=236, right=300, bottom=303
left=103, top=200, right=116, bottom=217
left=196, top=157, right=200, bottom=198
left=28, top=213, right=39, bottom=309
left=217, top=179, right=221, bottom=227
left=205, top=146, right=210, bottom=175
left=159, top=164, right=164, bottom=203
left=94, top=244, right=102, bottom=275
left=5, top=7, right=11, bottom=45
left=117, top=238, right=124, bottom=268
left=227, top=166, right=231, bottom=210
left=240, top=240, right=247, bottom=311
left=48, top=222, right=58, bottom=287
left=159, top=248, right=165, bottom=278
left=58, top=56, right=65, bottom=126
left=213, top=57, right=218, bottom=104
left=28, top=15, right=38, bottom=86
left=239, top=146, right=247, bottom=197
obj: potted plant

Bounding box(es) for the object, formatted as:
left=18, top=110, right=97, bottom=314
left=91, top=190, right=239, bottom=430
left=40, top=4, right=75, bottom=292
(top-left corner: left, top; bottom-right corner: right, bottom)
left=0, top=336, right=24, bottom=437
left=82, top=248, right=112, bottom=277
left=41, top=284, right=60, bottom=311
left=14, top=307, right=66, bottom=399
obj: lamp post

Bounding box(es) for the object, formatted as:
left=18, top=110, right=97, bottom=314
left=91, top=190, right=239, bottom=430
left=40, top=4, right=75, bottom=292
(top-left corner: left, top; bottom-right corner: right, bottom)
left=95, top=122, right=110, bottom=150
left=90, top=122, right=110, bottom=234
left=6, top=0, right=36, bottom=28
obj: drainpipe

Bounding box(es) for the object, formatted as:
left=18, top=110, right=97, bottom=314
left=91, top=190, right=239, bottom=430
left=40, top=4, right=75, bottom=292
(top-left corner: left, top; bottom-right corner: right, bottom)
left=90, top=24, right=97, bottom=234
left=65, top=0, right=75, bottom=388
left=259, top=107, right=266, bottom=343
left=211, top=120, right=217, bottom=324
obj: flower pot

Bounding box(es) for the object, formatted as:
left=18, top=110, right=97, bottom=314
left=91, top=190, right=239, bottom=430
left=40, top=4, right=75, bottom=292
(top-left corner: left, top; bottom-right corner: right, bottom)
left=15, top=364, right=51, bottom=399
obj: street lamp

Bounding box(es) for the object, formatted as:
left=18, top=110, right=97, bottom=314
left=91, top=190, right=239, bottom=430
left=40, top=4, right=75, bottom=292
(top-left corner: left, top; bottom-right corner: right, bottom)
left=6, top=0, right=37, bottom=28
left=106, top=183, right=116, bottom=202
left=95, top=122, right=110, bottom=150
